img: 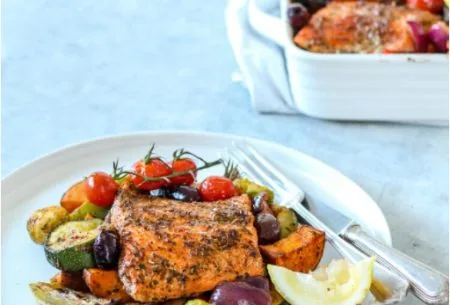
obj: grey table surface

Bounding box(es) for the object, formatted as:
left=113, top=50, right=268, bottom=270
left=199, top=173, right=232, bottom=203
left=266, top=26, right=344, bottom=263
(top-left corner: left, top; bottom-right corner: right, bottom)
left=2, top=0, right=448, bottom=303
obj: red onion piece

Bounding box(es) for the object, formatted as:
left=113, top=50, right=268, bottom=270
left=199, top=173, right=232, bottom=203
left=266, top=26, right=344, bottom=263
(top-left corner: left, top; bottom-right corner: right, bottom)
left=428, top=22, right=449, bottom=53
left=407, top=21, right=429, bottom=52
left=210, top=281, right=271, bottom=305
left=239, top=276, right=270, bottom=292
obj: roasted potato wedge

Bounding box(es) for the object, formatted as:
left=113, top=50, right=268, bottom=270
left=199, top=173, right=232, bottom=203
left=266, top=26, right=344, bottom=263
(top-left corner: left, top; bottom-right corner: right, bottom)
left=50, top=272, right=89, bottom=292
left=29, top=282, right=113, bottom=305
left=260, top=225, right=325, bottom=273
left=83, top=268, right=131, bottom=302
left=26, top=206, right=68, bottom=244
left=61, top=181, right=88, bottom=212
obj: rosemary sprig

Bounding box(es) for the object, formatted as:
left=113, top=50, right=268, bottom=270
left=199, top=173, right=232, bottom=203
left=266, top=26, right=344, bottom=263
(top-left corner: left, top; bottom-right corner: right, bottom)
left=112, top=159, right=128, bottom=180
left=224, top=159, right=240, bottom=181
left=143, top=143, right=157, bottom=164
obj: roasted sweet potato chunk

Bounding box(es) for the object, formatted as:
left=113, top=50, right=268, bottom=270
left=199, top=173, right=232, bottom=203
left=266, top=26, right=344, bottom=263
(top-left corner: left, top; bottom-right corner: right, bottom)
left=83, top=269, right=131, bottom=302
left=60, top=181, right=88, bottom=212
left=259, top=225, right=325, bottom=273
left=50, top=272, right=89, bottom=292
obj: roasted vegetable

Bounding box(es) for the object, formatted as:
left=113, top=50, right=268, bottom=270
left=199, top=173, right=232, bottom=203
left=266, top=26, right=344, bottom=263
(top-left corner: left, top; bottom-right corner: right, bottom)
left=61, top=181, right=88, bottom=212
left=149, top=187, right=170, bottom=198
left=185, top=300, right=211, bottom=305
left=252, top=192, right=273, bottom=215
left=29, top=282, right=113, bottom=305
left=276, top=207, right=298, bottom=239
left=50, top=272, right=89, bottom=291
left=268, top=203, right=299, bottom=239
left=83, top=268, right=131, bottom=302
left=45, top=219, right=103, bottom=271
left=199, top=176, right=238, bottom=201
left=259, top=225, right=325, bottom=273
left=69, top=201, right=109, bottom=221
left=84, top=172, right=119, bottom=207
left=27, top=206, right=69, bottom=244
left=169, top=185, right=201, bottom=202
left=241, top=276, right=270, bottom=291
left=270, top=285, right=286, bottom=305
left=255, top=213, right=281, bottom=245
left=234, top=178, right=274, bottom=203
left=210, top=281, right=271, bottom=305
left=93, top=228, right=120, bottom=269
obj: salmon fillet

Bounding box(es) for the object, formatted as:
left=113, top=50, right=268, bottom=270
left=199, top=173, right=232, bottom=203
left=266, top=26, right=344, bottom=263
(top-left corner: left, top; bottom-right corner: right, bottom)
left=110, top=185, right=264, bottom=302
left=294, top=2, right=442, bottom=53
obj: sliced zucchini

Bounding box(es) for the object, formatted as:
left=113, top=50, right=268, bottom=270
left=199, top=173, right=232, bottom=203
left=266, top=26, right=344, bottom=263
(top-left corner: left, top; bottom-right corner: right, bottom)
left=45, top=219, right=102, bottom=272
left=68, top=201, right=109, bottom=221
left=233, top=178, right=274, bottom=202
left=29, top=282, right=113, bottom=305
left=276, top=207, right=298, bottom=239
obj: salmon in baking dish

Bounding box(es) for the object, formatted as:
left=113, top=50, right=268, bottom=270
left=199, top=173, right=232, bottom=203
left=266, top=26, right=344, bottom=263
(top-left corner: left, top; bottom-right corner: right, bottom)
left=294, top=2, right=443, bottom=53
left=109, top=184, right=264, bottom=302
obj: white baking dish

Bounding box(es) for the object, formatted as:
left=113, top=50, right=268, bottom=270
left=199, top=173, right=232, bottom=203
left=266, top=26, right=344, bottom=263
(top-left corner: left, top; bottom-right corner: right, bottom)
left=248, top=0, right=449, bottom=121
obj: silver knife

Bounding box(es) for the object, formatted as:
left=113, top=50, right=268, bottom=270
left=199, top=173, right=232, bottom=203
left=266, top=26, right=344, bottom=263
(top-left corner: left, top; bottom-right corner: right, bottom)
left=296, top=195, right=449, bottom=305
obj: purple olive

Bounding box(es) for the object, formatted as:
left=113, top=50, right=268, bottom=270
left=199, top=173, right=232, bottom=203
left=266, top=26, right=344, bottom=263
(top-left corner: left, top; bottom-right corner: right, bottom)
left=287, top=3, right=310, bottom=33
left=149, top=187, right=170, bottom=198
left=255, top=213, right=281, bottom=245
left=252, top=192, right=270, bottom=214
left=239, top=276, right=270, bottom=292
left=93, top=229, right=120, bottom=269
left=169, top=185, right=201, bottom=202
left=210, top=281, right=271, bottom=305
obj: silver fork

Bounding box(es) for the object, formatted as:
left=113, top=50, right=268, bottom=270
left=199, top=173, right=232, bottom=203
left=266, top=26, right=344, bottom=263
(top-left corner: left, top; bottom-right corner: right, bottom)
left=227, top=142, right=417, bottom=305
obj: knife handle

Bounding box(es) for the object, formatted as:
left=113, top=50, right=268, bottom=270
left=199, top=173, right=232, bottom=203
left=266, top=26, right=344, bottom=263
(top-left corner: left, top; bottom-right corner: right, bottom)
left=341, top=224, right=449, bottom=305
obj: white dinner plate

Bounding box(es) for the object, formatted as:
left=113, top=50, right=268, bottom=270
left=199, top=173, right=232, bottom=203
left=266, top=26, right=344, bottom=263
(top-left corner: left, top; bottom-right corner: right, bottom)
left=2, top=131, right=392, bottom=304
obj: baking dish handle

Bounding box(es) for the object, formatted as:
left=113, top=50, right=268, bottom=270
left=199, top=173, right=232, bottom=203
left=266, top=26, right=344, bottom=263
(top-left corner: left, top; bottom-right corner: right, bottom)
left=248, top=0, right=290, bottom=47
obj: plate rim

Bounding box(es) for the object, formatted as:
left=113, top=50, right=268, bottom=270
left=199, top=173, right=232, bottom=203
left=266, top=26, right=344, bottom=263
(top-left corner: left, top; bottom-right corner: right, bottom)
left=2, top=130, right=392, bottom=246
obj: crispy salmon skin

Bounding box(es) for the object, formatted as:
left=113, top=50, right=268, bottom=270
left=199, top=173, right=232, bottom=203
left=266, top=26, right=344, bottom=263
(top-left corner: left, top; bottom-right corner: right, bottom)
left=110, top=185, right=264, bottom=302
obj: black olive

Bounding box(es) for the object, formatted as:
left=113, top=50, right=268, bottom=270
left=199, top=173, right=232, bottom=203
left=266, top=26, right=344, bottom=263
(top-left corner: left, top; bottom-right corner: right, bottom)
left=255, top=213, right=281, bottom=245
left=93, top=229, right=120, bottom=269
left=252, top=192, right=270, bottom=214
left=169, top=185, right=201, bottom=202
left=149, top=187, right=169, bottom=198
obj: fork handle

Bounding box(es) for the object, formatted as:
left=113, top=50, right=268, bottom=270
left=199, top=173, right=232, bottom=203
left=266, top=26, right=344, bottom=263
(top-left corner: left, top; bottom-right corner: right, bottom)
left=341, top=224, right=449, bottom=304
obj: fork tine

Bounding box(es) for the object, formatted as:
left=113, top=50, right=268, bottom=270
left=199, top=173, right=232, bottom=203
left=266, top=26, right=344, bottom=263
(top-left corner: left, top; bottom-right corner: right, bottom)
left=240, top=142, right=300, bottom=191
left=227, top=148, right=287, bottom=199
left=229, top=145, right=289, bottom=198
left=236, top=142, right=305, bottom=200
left=225, top=149, right=265, bottom=184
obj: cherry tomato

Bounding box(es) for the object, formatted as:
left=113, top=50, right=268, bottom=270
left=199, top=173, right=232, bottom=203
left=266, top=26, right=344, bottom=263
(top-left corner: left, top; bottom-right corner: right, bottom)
left=407, top=0, right=443, bottom=14
left=84, top=172, right=119, bottom=207
left=130, top=159, right=172, bottom=190
left=199, top=176, right=238, bottom=202
left=170, top=158, right=197, bottom=185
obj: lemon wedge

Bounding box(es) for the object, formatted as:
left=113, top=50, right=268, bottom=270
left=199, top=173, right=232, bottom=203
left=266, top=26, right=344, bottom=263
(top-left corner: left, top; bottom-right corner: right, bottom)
left=268, top=257, right=375, bottom=305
